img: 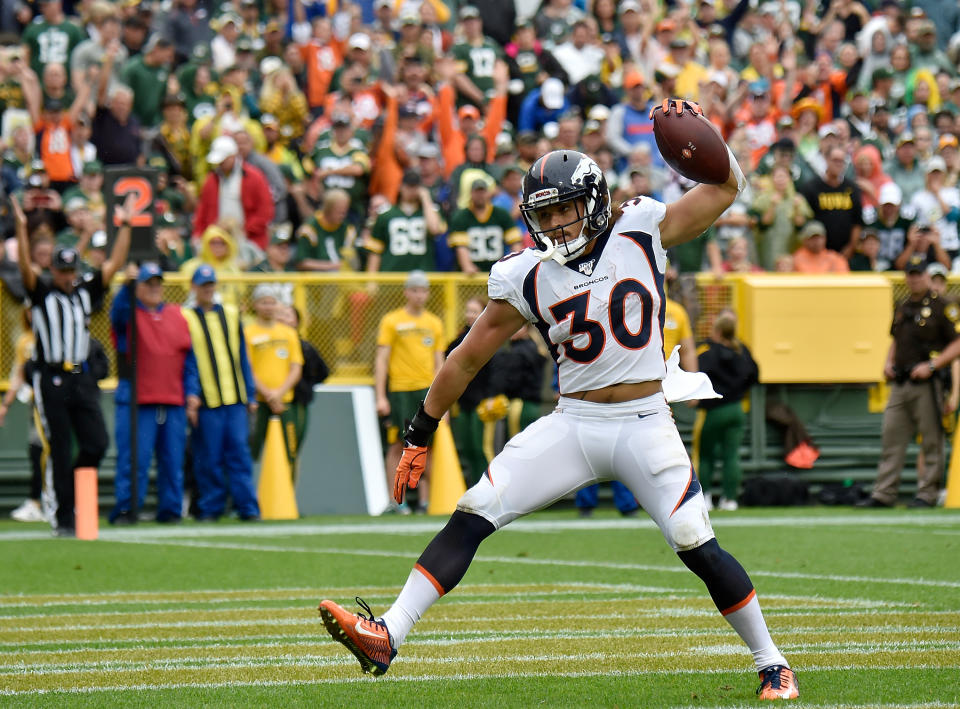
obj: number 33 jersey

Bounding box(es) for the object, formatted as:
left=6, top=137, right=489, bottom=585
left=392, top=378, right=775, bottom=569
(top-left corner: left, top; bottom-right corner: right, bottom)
left=488, top=196, right=668, bottom=395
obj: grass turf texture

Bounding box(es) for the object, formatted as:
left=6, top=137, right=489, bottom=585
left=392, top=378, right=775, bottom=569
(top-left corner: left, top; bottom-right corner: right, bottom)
left=2, top=507, right=959, bottom=708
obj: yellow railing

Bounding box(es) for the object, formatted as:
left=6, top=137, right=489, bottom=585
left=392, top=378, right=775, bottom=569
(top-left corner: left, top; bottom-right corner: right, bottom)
left=0, top=270, right=949, bottom=389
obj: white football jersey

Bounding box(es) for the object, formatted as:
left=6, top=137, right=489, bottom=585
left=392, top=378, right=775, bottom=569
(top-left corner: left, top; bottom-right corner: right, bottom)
left=488, top=196, right=668, bottom=395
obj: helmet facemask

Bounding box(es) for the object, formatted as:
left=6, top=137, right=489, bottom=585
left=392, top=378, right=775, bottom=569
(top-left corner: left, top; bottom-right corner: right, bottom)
left=520, top=153, right=611, bottom=265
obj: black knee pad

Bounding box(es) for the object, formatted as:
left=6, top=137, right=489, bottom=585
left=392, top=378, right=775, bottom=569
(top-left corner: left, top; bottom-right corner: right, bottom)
left=417, top=510, right=495, bottom=594
left=677, top=538, right=754, bottom=613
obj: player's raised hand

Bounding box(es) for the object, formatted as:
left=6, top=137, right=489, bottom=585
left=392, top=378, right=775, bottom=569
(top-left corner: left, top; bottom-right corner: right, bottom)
left=649, top=98, right=703, bottom=120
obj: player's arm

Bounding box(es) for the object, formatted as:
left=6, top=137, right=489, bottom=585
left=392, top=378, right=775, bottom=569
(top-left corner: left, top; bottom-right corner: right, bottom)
left=660, top=168, right=741, bottom=248
left=423, top=299, right=527, bottom=419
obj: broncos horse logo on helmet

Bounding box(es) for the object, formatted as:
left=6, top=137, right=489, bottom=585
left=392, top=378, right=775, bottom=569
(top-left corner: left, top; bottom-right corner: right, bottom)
left=520, top=150, right=611, bottom=265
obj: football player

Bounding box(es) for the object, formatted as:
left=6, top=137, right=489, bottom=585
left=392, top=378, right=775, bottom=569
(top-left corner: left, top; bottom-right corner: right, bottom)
left=319, top=101, right=799, bottom=700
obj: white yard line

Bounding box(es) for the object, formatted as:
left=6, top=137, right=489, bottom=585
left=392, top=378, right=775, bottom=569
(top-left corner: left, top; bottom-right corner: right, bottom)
left=94, top=536, right=960, bottom=590
left=1, top=663, right=957, bottom=696
left=6, top=640, right=960, bottom=676
left=1, top=513, right=959, bottom=543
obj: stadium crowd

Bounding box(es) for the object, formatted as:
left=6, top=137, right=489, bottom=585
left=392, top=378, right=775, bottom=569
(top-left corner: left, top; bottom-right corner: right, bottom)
left=2, top=0, right=960, bottom=521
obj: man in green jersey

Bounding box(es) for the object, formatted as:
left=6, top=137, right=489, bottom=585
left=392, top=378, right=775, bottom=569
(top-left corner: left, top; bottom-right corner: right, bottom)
left=295, top=188, right=357, bottom=271
left=448, top=179, right=522, bottom=274
left=21, top=0, right=85, bottom=80
left=364, top=169, right=445, bottom=273
left=451, top=5, right=506, bottom=108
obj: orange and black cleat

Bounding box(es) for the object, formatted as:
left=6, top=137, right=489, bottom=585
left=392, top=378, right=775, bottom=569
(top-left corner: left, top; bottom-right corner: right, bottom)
left=319, top=597, right=397, bottom=676
left=757, top=665, right=800, bottom=700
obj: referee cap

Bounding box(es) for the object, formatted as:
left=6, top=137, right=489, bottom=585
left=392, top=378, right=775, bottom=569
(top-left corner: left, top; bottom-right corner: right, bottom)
left=52, top=247, right=80, bottom=270
left=191, top=264, right=217, bottom=285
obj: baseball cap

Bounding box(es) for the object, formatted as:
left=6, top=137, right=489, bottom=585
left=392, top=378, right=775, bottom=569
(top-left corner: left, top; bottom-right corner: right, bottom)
left=143, top=34, right=172, bottom=53
left=64, top=196, right=88, bottom=212
left=405, top=269, right=430, bottom=288
left=260, top=56, right=282, bottom=76
left=938, top=133, right=959, bottom=151
left=541, top=78, right=565, bottom=110
left=162, top=92, right=186, bottom=108
left=235, top=36, right=254, bottom=53
left=252, top=283, right=281, bottom=302
left=331, top=112, right=352, bottom=128
left=669, top=36, right=691, bottom=49
left=191, top=264, right=217, bottom=285
left=927, top=262, right=949, bottom=279
left=137, top=262, right=163, bottom=283
left=656, top=19, right=676, bottom=32
left=146, top=153, right=169, bottom=171
left=620, top=0, right=640, bottom=11
left=623, top=71, right=644, bottom=89
left=157, top=211, right=180, bottom=229
left=583, top=119, right=602, bottom=135
left=879, top=182, right=902, bottom=206
left=818, top=123, right=839, bottom=138
left=207, top=135, right=238, bottom=165
left=418, top=143, right=440, bottom=159
left=471, top=178, right=490, bottom=191
left=587, top=104, right=610, bottom=121
left=270, top=223, right=293, bottom=245
left=896, top=133, right=916, bottom=147
left=260, top=113, right=279, bottom=128
left=925, top=156, right=947, bottom=174
left=402, top=168, right=422, bottom=186
left=82, top=160, right=103, bottom=175
left=871, top=67, right=894, bottom=84
left=347, top=32, right=371, bottom=51
left=748, top=78, right=770, bottom=96
left=771, top=136, right=796, bottom=152
left=458, top=105, right=481, bottom=122
left=707, top=70, right=728, bottom=88
left=799, top=221, right=826, bottom=240
left=52, top=247, right=80, bottom=270
left=43, top=97, right=64, bottom=112
left=905, top=254, right=927, bottom=273
left=459, top=4, right=480, bottom=19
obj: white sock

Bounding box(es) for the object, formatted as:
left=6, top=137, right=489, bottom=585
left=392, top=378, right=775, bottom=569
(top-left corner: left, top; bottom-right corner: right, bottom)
left=381, top=566, right=442, bottom=649
left=722, top=593, right=789, bottom=671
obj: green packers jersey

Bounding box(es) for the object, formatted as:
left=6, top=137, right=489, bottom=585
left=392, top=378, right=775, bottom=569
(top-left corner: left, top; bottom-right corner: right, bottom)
left=365, top=205, right=439, bottom=272
left=22, top=19, right=85, bottom=77
left=296, top=215, right=356, bottom=267
left=452, top=40, right=503, bottom=99
left=448, top=204, right=521, bottom=273
left=309, top=137, right=370, bottom=212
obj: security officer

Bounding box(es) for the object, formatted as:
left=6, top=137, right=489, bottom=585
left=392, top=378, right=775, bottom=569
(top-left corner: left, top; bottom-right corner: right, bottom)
left=860, top=255, right=960, bottom=508
left=182, top=265, right=260, bottom=521
left=12, top=194, right=132, bottom=536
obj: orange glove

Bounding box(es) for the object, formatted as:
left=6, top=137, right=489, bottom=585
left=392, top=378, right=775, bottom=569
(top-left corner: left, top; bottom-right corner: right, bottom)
left=394, top=443, right=428, bottom=504
left=649, top=98, right=704, bottom=120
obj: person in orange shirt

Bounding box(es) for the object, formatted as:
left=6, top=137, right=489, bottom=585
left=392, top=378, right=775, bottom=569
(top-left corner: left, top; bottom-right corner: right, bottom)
left=433, top=55, right=507, bottom=178
left=792, top=221, right=850, bottom=274
left=297, top=16, right=343, bottom=112
left=25, top=78, right=92, bottom=189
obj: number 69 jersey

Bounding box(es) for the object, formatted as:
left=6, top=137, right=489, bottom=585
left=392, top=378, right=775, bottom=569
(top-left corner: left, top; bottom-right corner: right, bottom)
left=488, top=196, right=668, bottom=395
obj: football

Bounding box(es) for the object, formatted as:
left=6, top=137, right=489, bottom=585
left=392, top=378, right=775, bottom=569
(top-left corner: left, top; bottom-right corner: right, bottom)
left=652, top=101, right=730, bottom=184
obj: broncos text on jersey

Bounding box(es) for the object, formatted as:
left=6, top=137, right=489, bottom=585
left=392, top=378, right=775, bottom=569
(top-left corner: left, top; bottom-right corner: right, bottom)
left=488, top=196, right=668, bottom=395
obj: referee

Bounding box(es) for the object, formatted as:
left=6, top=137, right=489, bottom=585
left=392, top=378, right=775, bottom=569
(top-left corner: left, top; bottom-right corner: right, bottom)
left=13, top=195, right=132, bottom=536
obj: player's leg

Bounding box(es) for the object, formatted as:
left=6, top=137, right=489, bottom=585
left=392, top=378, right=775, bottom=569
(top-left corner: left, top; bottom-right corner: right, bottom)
left=320, top=409, right=596, bottom=674
left=613, top=402, right=797, bottom=699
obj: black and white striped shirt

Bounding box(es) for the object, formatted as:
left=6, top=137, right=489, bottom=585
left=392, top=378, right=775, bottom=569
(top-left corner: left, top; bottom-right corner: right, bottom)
left=26, top=271, right=106, bottom=367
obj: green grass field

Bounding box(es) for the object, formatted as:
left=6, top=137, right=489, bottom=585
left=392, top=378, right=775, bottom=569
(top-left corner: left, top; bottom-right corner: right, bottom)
left=2, top=507, right=960, bottom=708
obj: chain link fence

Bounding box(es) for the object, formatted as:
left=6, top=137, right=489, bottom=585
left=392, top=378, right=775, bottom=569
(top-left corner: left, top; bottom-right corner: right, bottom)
left=0, top=271, right=926, bottom=388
